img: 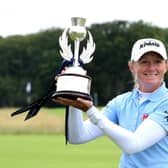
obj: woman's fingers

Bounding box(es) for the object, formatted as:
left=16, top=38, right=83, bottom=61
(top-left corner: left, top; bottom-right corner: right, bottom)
left=52, top=97, right=93, bottom=112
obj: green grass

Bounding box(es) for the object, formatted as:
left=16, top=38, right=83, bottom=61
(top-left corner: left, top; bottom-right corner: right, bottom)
left=0, top=108, right=121, bottom=167
left=0, top=108, right=66, bottom=134
left=0, top=134, right=121, bottom=168
left=0, top=107, right=99, bottom=134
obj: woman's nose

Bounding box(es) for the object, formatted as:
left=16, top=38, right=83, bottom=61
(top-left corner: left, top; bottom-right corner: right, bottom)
left=147, top=62, right=157, bottom=69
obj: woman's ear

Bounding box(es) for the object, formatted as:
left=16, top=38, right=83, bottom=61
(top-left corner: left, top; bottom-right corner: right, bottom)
left=128, top=61, right=134, bottom=73
left=166, top=60, right=168, bottom=70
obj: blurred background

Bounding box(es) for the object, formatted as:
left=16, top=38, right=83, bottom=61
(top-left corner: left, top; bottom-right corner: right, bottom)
left=1, top=21, right=168, bottom=107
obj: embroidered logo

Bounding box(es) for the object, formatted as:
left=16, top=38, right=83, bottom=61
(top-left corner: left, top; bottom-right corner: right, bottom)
left=164, top=110, right=168, bottom=121
left=142, top=113, right=149, bottom=121
left=139, top=41, right=160, bottom=49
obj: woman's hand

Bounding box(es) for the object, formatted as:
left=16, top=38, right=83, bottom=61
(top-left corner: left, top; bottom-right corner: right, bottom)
left=52, top=97, right=93, bottom=112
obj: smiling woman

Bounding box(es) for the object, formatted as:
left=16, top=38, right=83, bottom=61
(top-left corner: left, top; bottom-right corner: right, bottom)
left=53, top=38, right=168, bottom=168
left=128, top=38, right=168, bottom=92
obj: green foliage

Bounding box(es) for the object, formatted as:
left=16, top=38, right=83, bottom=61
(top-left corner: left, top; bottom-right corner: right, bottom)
left=0, top=21, right=168, bottom=106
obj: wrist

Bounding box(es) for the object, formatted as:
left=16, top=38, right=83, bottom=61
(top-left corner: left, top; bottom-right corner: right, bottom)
left=86, top=106, right=103, bottom=125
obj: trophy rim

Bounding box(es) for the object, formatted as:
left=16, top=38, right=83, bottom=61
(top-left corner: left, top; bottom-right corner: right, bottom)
left=58, top=73, right=92, bottom=80
left=71, top=17, right=86, bottom=27
left=52, top=91, right=92, bottom=101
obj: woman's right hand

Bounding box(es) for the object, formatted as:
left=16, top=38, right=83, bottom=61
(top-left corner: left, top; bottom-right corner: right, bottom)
left=52, top=97, right=93, bottom=112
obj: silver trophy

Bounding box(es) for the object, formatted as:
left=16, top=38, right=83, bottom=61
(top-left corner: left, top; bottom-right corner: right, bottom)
left=52, top=17, right=95, bottom=100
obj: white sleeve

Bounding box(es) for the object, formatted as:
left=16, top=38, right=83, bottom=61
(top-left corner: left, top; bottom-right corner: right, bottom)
left=68, top=106, right=103, bottom=144
left=87, top=106, right=167, bottom=154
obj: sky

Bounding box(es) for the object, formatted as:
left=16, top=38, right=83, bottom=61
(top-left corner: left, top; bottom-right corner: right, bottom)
left=0, top=0, right=168, bottom=37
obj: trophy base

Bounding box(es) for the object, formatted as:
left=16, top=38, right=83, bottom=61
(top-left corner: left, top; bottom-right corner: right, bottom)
left=52, top=91, right=92, bottom=100
left=53, top=67, right=92, bottom=101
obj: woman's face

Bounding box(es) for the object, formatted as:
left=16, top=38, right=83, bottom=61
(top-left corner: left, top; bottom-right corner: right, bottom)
left=129, top=52, right=168, bottom=92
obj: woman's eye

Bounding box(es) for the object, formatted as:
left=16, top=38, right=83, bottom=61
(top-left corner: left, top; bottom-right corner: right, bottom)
left=139, top=59, right=163, bottom=64
left=155, top=60, right=162, bottom=64
left=140, top=60, right=148, bottom=64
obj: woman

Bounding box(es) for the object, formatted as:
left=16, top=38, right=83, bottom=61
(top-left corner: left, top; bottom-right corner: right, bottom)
left=53, top=38, right=168, bottom=168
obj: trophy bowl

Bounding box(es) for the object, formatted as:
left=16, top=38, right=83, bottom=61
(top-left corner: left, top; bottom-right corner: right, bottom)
left=52, top=17, right=95, bottom=101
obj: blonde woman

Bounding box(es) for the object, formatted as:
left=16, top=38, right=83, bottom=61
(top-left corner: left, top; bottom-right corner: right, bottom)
left=54, top=38, right=168, bottom=168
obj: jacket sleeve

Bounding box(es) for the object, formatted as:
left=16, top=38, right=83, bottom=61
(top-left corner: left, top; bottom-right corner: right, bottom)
left=86, top=106, right=167, bottom=154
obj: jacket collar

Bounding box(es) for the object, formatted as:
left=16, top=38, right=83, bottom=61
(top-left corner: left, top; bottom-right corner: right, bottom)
left=133, top=82, right=168, bottom=102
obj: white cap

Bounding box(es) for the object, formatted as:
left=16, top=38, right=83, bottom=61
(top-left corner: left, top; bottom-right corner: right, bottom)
left=131, top=38, right=167, bottom=61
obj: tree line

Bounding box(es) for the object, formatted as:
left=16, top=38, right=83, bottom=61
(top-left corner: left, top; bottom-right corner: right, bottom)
left=0, top=20, right=168, bottom=107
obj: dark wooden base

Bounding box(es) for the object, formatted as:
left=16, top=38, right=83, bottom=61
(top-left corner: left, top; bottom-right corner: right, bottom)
left=52, top=91, right=92, bottom=101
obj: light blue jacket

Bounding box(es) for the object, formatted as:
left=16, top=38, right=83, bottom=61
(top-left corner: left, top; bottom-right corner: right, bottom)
left=103, top=82, right=168, bottom=168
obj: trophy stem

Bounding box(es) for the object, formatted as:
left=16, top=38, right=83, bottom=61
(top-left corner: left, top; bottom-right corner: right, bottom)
left=74, top=40, right=80, bottom=66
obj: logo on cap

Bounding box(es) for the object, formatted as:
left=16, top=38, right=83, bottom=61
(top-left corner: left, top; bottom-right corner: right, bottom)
left=140, top=41, right=160, bottom=49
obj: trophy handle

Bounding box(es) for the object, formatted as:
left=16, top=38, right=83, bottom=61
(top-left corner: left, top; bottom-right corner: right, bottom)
left=59, top=29, right=73, bottom=61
